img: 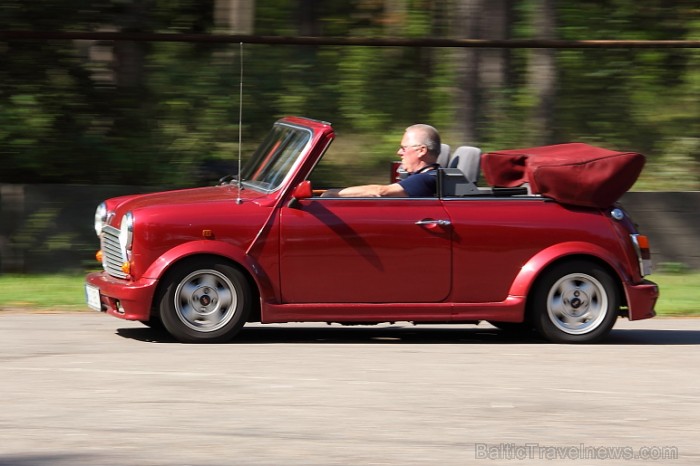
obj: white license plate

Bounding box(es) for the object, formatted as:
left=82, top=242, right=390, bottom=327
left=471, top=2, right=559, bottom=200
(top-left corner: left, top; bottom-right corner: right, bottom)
left=85, top=284, right=102, bottom=311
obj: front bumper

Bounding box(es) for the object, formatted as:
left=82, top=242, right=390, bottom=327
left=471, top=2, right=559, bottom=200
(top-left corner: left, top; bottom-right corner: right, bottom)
left=85, top=271, right=159, bottom=321
left=624, top=279, right=659, bottom=321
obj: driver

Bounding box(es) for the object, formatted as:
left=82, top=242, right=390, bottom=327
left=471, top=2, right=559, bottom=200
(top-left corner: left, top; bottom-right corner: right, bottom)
left=331, top=124, right=441, bottom=198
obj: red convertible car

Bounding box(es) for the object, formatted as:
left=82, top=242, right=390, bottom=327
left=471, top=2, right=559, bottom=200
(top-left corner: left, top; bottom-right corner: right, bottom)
left=85, top=116, right=658, bottom=343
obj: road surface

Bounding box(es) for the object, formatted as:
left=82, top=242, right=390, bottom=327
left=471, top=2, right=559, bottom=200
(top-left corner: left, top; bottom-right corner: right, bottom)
left=1, top=312, right=698, bottom=465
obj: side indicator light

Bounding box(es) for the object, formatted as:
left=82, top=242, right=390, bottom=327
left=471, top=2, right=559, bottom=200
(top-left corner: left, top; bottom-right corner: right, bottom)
left=636, top=235, right=650, bottom=249
left=202, top=229, right=214, bottom=239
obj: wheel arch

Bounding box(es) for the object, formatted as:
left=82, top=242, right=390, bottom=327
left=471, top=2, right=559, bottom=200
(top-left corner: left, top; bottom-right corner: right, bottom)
left=510, top=243, right=627, bottom=320
left=144, top=242, right=268, bottom=322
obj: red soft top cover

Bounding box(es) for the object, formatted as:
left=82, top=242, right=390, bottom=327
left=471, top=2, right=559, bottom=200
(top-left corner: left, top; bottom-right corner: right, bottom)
left=482, top=143, right=645, bottom=208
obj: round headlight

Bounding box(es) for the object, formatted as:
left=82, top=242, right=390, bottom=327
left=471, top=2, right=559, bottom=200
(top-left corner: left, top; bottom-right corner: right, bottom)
left=94, top=202, right=107, bottom=236
left=119, top=211, right=134, bottom=251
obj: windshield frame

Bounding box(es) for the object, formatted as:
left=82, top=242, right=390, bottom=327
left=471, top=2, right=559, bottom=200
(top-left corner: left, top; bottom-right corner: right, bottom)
left=239, top=122, right=314, bottom=194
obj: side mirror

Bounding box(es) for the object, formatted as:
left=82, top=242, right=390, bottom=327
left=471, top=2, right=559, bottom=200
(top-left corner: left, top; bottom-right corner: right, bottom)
left=287, top=180, right=314, bottom=209
left=292, top=180, right=313, bottom=200
left=288, top=180, right=313, bottom=209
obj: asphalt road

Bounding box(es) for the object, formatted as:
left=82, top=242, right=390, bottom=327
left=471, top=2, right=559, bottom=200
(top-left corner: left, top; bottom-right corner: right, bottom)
left=1, top=312, right=699, bottom=466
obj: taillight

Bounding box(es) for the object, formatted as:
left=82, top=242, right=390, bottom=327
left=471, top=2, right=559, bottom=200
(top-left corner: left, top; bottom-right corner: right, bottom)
left=630, top=234, right=652, bottom=276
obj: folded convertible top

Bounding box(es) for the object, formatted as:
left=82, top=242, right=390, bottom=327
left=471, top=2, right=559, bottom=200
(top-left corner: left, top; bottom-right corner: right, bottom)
left=482, top=143, right=645, bottom=208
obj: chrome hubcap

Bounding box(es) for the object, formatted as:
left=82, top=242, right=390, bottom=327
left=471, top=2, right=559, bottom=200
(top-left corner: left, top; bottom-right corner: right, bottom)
left=546, top=273, right=607, bottom=335
left=174, top=269, right=237, bottom=332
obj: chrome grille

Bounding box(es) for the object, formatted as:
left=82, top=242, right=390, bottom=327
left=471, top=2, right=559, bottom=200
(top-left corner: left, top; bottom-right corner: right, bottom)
left=101, top=225, right=127, bottom=278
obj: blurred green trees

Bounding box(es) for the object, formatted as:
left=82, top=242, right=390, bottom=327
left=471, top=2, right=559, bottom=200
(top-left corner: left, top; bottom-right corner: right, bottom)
left=1, top=0, right=698, bottom=189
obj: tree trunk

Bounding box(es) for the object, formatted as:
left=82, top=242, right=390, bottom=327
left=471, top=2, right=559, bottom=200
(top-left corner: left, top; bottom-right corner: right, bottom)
left=450, top=0, right=481, bottom=144
left=113, top=0, right=150, bottom=89
left=298, top=0, right=322, bottom=36
left=529, top=0, right=557, bottom=145
left=451, top=0, right=513, bottom=145
left=478, top=0, right=511, bottom=89
left=215, top=0, right=256, bottom=34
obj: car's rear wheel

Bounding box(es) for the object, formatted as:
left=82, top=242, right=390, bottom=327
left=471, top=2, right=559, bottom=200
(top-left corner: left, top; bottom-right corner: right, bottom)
left=531, top=260, right=619, bottom=343
left=159, top=259, right=250, bottom=343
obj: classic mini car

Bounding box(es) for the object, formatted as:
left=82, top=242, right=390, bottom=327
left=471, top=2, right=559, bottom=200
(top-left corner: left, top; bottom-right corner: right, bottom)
left=85, top=116, right=658, bottom=343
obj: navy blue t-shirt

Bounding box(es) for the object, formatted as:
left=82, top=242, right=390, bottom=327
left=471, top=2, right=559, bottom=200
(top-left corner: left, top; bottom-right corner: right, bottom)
left=398, top=169, right=438, bottom=197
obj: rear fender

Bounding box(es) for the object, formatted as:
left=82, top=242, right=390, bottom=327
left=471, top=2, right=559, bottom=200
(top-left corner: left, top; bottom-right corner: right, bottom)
left=509, top=242, right=625, bottom=300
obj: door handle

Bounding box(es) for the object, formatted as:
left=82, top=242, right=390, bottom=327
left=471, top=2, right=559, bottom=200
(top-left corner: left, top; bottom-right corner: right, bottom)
left=415, top=219, right=451, bottom=228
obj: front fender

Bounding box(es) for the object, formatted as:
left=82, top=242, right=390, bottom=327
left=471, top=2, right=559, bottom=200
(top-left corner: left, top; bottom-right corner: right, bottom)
left=509, top=241, right=626, bottom=299
left=140, top=240, right=275, bottom=302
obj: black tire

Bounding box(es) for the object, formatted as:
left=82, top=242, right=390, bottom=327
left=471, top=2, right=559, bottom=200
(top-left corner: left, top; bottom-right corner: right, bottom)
left=158, top=259, right=251, bottom=343
left=530, top=260, right=619, bottom=343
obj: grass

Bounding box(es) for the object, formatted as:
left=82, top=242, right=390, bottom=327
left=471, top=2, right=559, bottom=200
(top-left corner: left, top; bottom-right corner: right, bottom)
left=651, top=272, right=700, bottom=316
left=0, top=274, right=91, bottom=312
left=0, top=272, right=698, bottom=315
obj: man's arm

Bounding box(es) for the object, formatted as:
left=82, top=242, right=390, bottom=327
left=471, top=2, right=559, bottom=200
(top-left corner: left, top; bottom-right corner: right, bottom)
left=336, top=183, right=407, bottom=198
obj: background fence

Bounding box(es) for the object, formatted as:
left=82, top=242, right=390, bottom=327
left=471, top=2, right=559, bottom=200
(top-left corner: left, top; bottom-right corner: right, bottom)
left=1, top=184, right=698, bottom=274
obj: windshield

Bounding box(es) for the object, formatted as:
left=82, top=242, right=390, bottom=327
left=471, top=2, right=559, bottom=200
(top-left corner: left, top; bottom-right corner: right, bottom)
left=240, top=123, right=312, bottom=192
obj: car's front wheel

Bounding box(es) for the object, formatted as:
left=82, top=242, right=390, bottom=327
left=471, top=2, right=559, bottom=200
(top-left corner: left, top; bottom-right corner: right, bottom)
left=531, top=260, right=619, bottom=343
left=159, top=259, right=251, bottom=343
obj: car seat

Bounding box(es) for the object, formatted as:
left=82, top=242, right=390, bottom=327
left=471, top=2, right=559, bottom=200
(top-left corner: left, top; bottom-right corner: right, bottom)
left=449, top=146, right=482, bottom=183
left=437, top=144, right=451, bottom=167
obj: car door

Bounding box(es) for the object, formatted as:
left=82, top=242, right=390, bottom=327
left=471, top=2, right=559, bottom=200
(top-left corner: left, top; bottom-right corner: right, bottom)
left=279, top=198, right=452, bottom=304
